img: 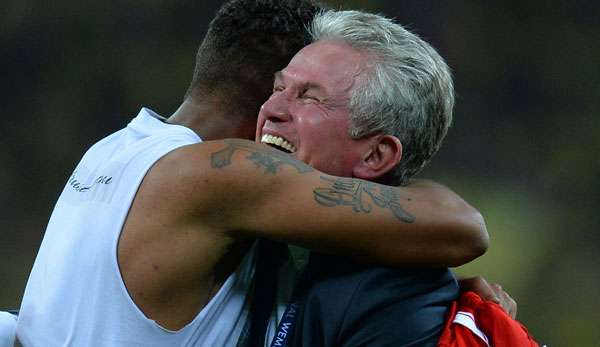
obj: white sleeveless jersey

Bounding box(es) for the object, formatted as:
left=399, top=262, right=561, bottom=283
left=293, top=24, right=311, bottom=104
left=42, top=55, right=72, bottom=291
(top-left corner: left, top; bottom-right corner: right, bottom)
left=16, top=108, right=256, bottom=347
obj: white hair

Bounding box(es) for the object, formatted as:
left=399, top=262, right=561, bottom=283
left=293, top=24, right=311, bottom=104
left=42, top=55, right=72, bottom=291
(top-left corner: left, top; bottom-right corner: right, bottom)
left=309, top=10, right=454, bottom=185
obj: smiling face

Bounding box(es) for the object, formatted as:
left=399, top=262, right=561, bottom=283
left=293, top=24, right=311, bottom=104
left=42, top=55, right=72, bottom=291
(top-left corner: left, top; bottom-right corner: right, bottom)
left=256, top=40, right=374, bottom=177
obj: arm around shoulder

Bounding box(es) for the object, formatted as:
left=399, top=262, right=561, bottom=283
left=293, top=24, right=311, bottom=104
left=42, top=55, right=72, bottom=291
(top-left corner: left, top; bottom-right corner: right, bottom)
left=173, top=139, right=487, bottom=267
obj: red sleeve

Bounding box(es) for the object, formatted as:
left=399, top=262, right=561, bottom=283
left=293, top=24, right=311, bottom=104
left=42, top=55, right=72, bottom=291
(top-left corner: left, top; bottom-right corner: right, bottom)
left=438, top=291, right=540, bottom=347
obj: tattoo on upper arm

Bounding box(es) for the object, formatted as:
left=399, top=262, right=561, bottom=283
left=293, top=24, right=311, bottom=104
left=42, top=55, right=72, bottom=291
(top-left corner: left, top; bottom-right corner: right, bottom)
left=313, top=176, right=415, bottom=223
left=211, top=139, right=313, bottom=174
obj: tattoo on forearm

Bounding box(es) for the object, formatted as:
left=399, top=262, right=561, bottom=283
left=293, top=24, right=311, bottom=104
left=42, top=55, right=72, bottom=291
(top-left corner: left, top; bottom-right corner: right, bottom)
left=211, top=139, right=313, bottom=174
left=313, top=176, right=415, bottom=223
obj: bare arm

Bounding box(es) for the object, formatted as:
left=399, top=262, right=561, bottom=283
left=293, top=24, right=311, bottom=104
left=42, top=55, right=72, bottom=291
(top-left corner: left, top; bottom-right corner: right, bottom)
left=168, top=139, right=487, bottom=268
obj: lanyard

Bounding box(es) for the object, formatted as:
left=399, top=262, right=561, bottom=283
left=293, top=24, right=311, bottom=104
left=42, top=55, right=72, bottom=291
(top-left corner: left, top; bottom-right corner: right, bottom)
left=269, top=297, right=305, bottom=347
left=269, top=253, right=311, bottom=347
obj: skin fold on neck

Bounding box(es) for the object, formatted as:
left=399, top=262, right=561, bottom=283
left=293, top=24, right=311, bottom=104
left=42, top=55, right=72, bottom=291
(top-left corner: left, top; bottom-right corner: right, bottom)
left=169, top=96, right=257, bottom=141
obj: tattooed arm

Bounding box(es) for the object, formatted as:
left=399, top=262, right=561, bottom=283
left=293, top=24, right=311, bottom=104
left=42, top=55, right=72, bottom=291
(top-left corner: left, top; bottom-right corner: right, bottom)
left=171, top=139, right=487, bottom=267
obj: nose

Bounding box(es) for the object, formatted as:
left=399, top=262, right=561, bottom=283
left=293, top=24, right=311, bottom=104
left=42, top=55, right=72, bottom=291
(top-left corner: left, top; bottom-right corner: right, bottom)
left=260, top=92, right=292, bottom=123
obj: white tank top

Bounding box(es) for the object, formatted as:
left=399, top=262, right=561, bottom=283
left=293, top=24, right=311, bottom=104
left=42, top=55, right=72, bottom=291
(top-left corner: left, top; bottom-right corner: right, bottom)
left=16, top=108, right=256, bottom=346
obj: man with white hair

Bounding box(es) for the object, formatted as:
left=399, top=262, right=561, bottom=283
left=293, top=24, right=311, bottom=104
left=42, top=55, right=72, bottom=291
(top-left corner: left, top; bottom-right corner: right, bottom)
left=251, top=10, right=489, bottom=346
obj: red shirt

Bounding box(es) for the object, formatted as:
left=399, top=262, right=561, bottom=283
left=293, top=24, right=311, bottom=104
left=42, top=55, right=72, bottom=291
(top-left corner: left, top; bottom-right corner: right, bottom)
left=438, top=291, right=540, bottom=347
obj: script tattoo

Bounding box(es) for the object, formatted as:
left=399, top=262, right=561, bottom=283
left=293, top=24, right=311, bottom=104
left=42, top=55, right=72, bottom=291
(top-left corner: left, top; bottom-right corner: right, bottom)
left=211, top=139, right=313, bottom=174
left=313, top=176, right=415, bottom=223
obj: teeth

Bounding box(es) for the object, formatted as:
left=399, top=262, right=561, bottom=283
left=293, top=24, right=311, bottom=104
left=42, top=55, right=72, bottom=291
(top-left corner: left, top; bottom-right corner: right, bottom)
left=261, top=134, right=296, bottom=153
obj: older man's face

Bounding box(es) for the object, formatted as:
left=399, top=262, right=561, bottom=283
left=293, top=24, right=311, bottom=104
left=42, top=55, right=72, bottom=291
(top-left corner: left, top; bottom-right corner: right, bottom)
left=256, top=40, right=372, bottom=177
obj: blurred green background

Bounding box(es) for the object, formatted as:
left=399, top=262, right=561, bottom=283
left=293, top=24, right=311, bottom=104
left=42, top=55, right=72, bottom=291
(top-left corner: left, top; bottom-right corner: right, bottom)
left=1, top=1, right=599, bottom=345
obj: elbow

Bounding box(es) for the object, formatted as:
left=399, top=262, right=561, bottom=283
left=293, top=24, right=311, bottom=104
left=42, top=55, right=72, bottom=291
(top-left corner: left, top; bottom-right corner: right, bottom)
left=467, top=213, right=489, bottom=261
left=450, top=210, right=489, bottom=267
left=471, top=210, right=489, bottom=255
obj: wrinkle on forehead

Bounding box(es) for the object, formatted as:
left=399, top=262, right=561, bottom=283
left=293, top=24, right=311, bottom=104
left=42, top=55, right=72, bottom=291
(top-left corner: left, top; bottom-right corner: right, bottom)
left=291, top=40, right=369, bottom=95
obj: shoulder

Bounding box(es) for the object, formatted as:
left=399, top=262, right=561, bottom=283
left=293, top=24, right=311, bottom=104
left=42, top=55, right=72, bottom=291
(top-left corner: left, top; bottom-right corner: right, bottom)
left=142, top=139, right=310, bottom=232
left=147, top=139, right=259, bottom=194
left=131, top=141, right=237, bottom=232
left=297, top=255, right=458, bottom=347
left=304, top=254, right=458, bottom=303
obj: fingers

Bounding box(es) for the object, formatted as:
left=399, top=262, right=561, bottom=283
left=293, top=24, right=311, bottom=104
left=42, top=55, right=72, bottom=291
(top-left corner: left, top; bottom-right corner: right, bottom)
left=491, top=283, right=518, bottom=319
left=458, top=276, right=500, bottom=303
left=458, top=276, right=518, bottom=319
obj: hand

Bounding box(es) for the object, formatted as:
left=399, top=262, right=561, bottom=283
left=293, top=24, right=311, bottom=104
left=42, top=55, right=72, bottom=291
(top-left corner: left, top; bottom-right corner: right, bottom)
left=458, top=276, right=518, bottom=319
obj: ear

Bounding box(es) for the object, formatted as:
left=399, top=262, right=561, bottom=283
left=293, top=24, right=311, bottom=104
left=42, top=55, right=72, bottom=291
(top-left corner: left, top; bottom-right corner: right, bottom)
left=352, top=135, right=402, bottom=181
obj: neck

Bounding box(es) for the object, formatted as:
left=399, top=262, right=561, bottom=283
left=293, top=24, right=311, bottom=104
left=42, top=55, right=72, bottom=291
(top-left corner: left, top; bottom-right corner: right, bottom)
left=168, top=96, right=255, bottom=141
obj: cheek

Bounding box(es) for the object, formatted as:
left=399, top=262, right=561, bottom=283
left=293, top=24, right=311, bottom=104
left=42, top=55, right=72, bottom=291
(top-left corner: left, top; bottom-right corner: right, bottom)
left=311, top=120, right=351, bottom=145
left=299, top=120, right=338, bottom=148
left=296, top=107, right=344, bottom=135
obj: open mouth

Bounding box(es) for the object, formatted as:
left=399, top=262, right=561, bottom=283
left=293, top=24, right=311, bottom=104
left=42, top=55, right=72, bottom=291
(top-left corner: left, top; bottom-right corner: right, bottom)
left=261, top=134, right=296, bottom=154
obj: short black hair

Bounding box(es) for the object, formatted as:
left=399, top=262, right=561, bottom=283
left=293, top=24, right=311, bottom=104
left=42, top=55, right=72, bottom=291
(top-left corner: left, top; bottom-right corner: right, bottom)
left=186, top=0, right=322, bottom=118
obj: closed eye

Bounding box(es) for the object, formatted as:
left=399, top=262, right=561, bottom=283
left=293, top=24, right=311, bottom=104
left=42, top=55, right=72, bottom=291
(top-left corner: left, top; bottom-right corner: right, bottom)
left=301, top=90, right=320, bottom=102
